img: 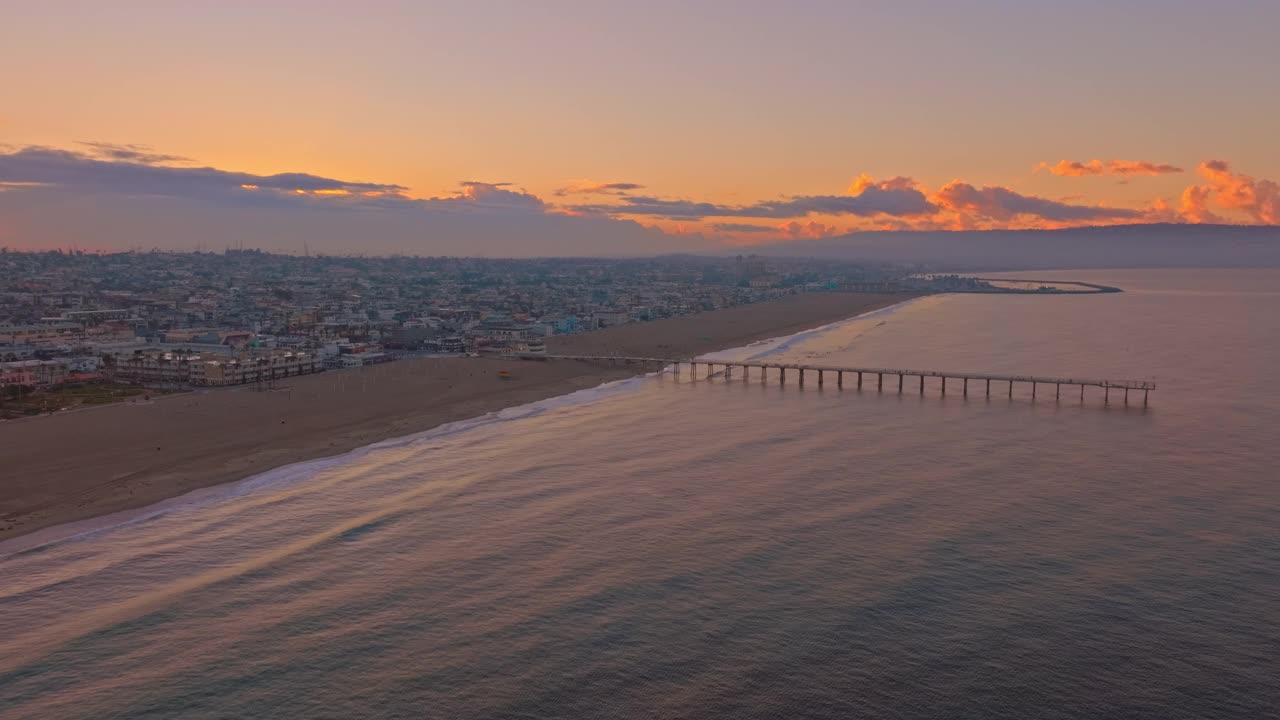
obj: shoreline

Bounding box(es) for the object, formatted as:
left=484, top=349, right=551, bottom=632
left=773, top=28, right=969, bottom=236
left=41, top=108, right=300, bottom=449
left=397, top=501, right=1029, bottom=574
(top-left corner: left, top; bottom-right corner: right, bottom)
left=0, top=292, right=914, bottom=546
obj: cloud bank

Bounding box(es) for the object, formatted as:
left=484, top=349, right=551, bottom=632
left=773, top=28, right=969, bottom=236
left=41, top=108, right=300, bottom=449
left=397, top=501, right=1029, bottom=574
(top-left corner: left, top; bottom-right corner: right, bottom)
left=0, top=145, right=673, bottom=255
left=2, top=143, right=1276, bottom=252
left=569, top=176, right=937, bottom=221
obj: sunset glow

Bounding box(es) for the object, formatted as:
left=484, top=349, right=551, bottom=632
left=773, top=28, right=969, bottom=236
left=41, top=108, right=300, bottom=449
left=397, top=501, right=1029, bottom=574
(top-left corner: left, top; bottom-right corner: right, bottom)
left=1, top=1, right=1277, bottom=254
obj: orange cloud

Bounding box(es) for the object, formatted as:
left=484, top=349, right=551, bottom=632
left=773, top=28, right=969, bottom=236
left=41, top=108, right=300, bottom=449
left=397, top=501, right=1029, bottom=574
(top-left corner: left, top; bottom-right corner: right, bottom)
left=932, top=181, right=1141, bottom=224
left=1042, top=159, right=1184, bottom=176
left=1194, top=160, right=1280, bottom=224
left=1178, top=184, right=1220, bottom=224
left=849, top=174, right=920, bottom=193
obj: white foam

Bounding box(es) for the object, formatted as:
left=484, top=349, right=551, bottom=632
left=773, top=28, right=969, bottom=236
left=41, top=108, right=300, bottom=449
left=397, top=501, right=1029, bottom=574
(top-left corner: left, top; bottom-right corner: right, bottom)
left=1, top=298, right=920, bottom=558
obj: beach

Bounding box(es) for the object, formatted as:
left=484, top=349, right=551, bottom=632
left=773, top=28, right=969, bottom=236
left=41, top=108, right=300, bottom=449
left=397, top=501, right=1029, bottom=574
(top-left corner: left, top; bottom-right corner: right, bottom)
left=0, top=292, right=907, bottom=542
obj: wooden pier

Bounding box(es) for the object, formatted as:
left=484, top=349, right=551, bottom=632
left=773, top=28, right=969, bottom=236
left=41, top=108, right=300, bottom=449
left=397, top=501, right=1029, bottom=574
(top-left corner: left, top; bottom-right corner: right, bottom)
left=519, top=354, right=1156, bottom=407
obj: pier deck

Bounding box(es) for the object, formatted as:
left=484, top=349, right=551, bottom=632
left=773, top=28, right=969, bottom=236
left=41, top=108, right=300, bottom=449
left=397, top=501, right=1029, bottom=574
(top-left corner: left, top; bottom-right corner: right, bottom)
left=517, top=354, right=1155, bottom=406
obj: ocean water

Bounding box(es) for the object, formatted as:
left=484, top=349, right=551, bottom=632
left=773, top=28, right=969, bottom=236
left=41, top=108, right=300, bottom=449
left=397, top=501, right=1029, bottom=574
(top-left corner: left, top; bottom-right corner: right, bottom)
left=2, top=268, right=1278, bottom=719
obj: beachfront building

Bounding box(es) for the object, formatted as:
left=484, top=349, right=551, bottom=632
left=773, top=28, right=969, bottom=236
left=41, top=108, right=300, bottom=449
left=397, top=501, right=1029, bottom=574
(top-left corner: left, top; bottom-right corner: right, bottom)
left=115, top=350, right=321, bottom=386
left=189, top=351, right=321, bottom=386
left=114, top=352, right=201, bottom=384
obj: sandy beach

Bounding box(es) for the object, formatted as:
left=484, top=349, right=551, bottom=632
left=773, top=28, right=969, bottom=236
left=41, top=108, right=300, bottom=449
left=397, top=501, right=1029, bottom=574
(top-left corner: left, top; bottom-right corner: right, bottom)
left=0, top=292, right=908, bottom=542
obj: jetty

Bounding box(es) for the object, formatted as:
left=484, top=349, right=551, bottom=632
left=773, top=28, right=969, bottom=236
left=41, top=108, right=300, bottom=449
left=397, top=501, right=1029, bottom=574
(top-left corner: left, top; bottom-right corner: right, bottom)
left=518, top=354, right=1155, bottom=407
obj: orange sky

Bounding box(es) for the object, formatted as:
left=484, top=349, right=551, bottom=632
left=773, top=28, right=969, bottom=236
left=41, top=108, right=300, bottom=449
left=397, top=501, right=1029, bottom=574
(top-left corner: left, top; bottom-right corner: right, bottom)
left=2, top=2, right=1278, bottom=252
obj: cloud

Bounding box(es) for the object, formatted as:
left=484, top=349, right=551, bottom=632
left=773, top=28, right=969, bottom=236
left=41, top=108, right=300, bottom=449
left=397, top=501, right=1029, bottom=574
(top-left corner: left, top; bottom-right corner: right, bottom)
left=850, top=174, right=920, bottom=192
left=433, top=181, right=545, bottom=213
left=1177, top=184, right=1220, bottom=224
left=0, top=146, right=408, bottom=205
left=1041, top=159, right=1184, bottom=176
left=554, top=180, right=645, bottom=196
left=77, top=141, right=191, bottom=165
left=0, top=145, right=682, bottom=255
left=933, top=182, right=1143, bottom=223
left=570, top=176, right=936, bottom=220
left=6, top=143, right=1275, bottom=253
left=1193, top=160, right=1280, bottom=224
left=572, top=172, right=1162, bottom=234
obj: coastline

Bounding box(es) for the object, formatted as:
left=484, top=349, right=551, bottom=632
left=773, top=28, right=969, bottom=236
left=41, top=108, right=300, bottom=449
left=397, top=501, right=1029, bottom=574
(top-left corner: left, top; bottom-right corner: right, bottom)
left=0, top=292, right=913, bottom=544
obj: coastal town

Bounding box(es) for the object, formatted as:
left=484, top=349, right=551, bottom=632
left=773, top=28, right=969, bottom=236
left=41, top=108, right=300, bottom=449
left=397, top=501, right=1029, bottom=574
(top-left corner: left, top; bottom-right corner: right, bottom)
left=0, top=248, right=1017, bottom=418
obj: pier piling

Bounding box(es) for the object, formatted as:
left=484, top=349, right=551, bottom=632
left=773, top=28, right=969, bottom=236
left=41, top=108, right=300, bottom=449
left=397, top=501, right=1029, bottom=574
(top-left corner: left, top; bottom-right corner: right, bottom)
left=523, top=354, right=1155, bottom=407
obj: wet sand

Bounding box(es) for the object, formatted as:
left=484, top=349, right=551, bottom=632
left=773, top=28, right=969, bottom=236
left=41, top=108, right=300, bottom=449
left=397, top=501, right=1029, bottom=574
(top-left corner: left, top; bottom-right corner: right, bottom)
left=0, top=292, right=908, bottom=541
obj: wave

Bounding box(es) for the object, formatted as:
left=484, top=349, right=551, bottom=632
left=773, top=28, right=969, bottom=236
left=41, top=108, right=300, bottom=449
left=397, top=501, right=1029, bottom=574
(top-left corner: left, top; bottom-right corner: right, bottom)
left=0, top=298, right=922, bottom=559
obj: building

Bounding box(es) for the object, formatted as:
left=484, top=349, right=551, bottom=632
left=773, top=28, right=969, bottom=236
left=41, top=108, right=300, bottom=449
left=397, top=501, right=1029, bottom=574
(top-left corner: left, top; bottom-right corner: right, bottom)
left=0, top=359, right=70, bottom=386
left=116, top=350, right=321, bottom=386
left=0, top=367, right=36, bottom=388
left=57, top=309, right=133, bottom=325
left=0, top=323, right=83, bottom=346
left=338, top=351, right=392, bottom=368
left=189, top=351, right=321, bottom=386
left=114, top=352, right=200, bottom=384
left=476, top=323, right=536, bottom=341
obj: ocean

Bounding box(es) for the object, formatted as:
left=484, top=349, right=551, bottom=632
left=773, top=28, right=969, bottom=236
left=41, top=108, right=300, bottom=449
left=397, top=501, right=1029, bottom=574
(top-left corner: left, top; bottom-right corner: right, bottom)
left=2, top=268, right=1278, bottom=719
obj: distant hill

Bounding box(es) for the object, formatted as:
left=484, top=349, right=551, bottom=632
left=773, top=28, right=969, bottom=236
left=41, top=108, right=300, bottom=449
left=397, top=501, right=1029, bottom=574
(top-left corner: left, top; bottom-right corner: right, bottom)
left=740, top=224, right=1280, bottom=270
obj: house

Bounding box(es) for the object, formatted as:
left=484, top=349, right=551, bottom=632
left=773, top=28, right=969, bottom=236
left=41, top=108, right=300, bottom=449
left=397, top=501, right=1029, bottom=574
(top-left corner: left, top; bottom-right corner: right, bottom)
left=0, top=359, right=70, bottom=386
left=0, top=367, right=36, bottom=388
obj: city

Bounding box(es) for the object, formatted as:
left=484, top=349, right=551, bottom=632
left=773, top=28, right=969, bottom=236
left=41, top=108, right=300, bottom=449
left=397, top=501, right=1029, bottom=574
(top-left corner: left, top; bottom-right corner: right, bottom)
left=0, top=248, right=960, bottom=417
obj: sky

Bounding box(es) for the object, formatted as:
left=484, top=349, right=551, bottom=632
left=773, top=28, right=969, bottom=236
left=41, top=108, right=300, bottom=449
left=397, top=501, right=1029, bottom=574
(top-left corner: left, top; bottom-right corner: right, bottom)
left=2, top=0, right=1279, bottom=255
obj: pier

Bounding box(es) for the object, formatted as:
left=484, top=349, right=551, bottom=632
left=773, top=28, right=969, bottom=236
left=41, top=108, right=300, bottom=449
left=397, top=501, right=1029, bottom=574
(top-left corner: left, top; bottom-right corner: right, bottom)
left=519, top=354, right=1155, bottom=407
